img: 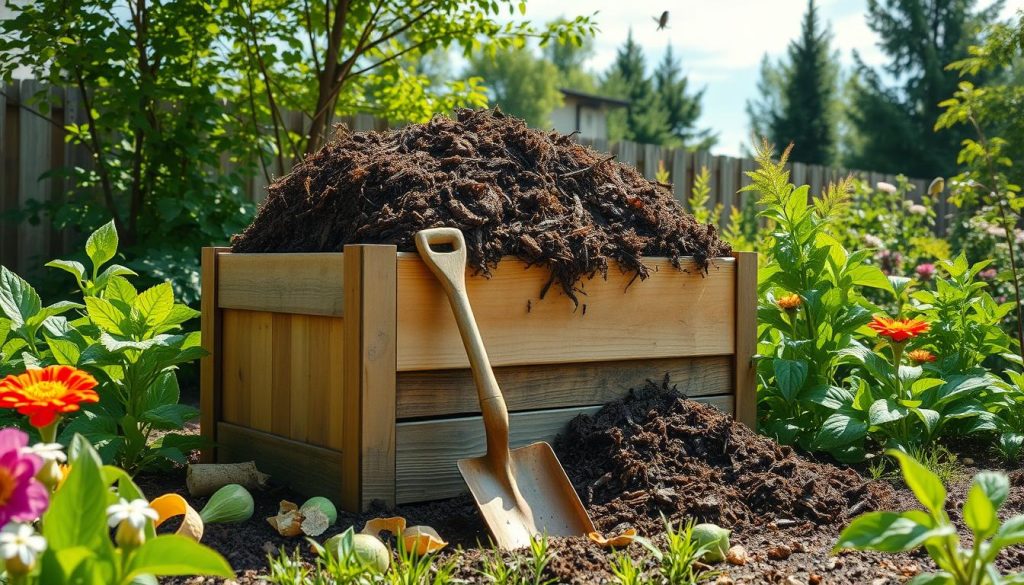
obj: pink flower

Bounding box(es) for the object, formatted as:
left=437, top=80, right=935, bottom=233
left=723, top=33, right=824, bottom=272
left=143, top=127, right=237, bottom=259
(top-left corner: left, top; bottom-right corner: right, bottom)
left=0, top=429, right=48, bottom=526
left=980, top=268, right=998, bottom=281
left=916, top=263, right=936, bottom=281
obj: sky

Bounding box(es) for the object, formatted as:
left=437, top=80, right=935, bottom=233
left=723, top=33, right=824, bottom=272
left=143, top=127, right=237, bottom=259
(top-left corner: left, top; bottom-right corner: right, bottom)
left=512, top=0, right=1024, bottom=156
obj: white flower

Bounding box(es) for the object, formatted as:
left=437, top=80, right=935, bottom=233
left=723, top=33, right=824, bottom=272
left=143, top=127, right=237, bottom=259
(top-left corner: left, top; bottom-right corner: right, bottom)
left=908, top=204, right=928, bottom=216
left=22, top=442, right=66, bottom=464
left=876, top=181, right=897, bottom=194
left=106, top=498, right=158, bottom=530
left=862, top=234, right=885, bottom=249
left=0, top=524, right=46, bottom=573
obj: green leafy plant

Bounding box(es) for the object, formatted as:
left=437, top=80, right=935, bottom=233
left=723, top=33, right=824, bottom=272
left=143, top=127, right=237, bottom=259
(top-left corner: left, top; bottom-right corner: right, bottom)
left=27, top=434, right=233, bottom=584
left=837, top=449, right=1024, bottom=584
left=476, top=534, right=554, bottom=585
left=0, top=221, right=204, bottom=472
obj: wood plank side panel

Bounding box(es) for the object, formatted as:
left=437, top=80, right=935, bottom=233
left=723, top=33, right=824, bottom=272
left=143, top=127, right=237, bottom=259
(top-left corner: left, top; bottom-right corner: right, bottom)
left=248, top=311, right=274, bottom=433
left=396, top=355, right=733, bottom=419
left=343, top=245, right=398, bottom=511
left=733, top=251, right=758, bottom=429
left=199, top=247, right=229, bottom=463
left=217, top=422, right=342, bottom=502
left=395, top=395, right=734, bottom=504
left=396, top=255, right=737, bottom=371
left=218, top=253, right=346, bottom=316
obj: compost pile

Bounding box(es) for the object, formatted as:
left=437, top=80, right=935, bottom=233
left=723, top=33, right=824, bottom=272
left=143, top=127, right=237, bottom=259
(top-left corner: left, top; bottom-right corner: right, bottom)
left=231, top=109, right=731, bottom=300
left=555, top=377, right=890, bottom=535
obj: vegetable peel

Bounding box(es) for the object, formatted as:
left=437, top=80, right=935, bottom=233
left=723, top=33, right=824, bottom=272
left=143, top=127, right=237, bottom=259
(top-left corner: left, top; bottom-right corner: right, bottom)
left=587, top=528, right=637, bottom=548
left=151, top=493, right=204, bottom=542
left=361, top=516, right=407, bottom=538
left=267, top=500, right=303, bottom=537
left=402, top=525, right=447, bottom=555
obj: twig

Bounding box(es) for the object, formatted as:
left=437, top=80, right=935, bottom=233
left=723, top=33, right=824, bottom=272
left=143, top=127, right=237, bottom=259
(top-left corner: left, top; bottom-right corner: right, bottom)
left=561, top=154, right=616, bottom=179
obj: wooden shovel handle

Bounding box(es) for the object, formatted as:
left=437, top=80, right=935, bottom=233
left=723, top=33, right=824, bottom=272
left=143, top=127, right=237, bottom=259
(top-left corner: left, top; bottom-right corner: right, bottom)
left=414, top=228, right=511, bottom=462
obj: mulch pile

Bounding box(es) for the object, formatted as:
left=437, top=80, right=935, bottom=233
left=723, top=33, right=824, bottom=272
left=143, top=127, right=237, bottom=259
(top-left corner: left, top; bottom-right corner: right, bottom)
left=231, top=108, right=731, bottom=301
left=555, top=377, right=890, bottom=535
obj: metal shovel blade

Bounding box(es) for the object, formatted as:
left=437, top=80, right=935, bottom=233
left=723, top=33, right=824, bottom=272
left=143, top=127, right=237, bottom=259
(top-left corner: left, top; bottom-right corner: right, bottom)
left=458, top=441, right=595, bottom=550
left=414, top=227, right=595, bottom=550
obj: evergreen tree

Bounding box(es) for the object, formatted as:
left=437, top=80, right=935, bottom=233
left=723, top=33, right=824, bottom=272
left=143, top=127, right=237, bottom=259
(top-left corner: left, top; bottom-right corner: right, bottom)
left=654, top=45, right=716, bottom=149
left=846, top=0, right=1003, bottom=176
left=746, top=0, right=838, bottom=165
left=601, top=31, right=670, bottom=144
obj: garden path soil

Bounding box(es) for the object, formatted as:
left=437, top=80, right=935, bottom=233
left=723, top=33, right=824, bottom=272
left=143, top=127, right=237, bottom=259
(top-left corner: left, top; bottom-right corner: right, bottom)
left=150, top=381, right=1024, bottom=584
left=230, top=108, right=731, bottom=303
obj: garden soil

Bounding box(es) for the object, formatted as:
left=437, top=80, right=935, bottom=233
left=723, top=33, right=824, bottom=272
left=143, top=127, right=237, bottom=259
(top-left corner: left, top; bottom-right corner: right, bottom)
left=230, top=108, right=731, bottom=302
left=148, top=377, right=1024, bottom=584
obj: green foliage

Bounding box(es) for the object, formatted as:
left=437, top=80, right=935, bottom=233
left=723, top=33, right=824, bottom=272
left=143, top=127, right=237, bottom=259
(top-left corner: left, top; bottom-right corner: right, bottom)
left=747, top=0, right=839, bottom=165
left=845, top=0, right=1002, bottom=177
left=465, top=45, right=564, bottom=127
left=476, top=534, right=554, bottom=585
left=602, top=31, right=670, bottom=145
left=654, top=46, right=715, bottom=150
left=0, top=0, right=256, bottom=302
left=750, top=143, right=1010, bottom=461
left=686, top=167, right=723, bottom=227
left=837, top=449, right=1024, bottom=585
left=34, top=435, right=233, bottom=584
left=0, top=221, right=204, bottom=473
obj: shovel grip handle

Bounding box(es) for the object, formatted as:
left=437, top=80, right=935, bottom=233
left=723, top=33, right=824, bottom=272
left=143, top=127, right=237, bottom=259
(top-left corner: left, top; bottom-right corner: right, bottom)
left=415, top=228, right=511, bottom=461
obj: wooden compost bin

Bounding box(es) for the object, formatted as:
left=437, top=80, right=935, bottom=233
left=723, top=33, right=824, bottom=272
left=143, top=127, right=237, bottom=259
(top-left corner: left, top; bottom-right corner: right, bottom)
left=200, top=245, right=757, bottom=512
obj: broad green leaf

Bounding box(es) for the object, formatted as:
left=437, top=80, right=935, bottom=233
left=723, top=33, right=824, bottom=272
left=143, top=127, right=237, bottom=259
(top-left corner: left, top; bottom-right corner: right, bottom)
left=773, top=358, right=808, bottom=401
left=963, top=482, right=998, bottom=539
left=994, top=515, right=1024, bottom=548
left=1004, top=572, right=1024, bottom=584
left=835, top=511, right=953, bottom=552
left=801, top=384, right=853, bottom=410
left=869, top=399, right=909, bottom=426
left=974, top=471, right=1010, bottom=509
left=46, top=259, right=87, bottom=283
left=85, top=297, right=125, bottom=335
left=46, top=335, right=82, bottom=366
left=847, top=264, right=894, bottom=292
left=85, top=220, right=119, bottom=273
left=888, top=449, right=946, bottom=515
left=140, top=404, right=199, bottom=430
left=104, top=276, right=138, bottom=306
left=43, top=435, right=112, bottom=554
left=931, top=376, right=992, bottom=407
left=911, top=408, right=940, bottom=435
left=26, top=301, right=85, bottom=330
left=815, top=411, right=868, bottom=449
left=121, top=535, right=233, bottom=583
left=94, top=263, right=137, bottom=290
left=0, top=266, right=41, bottom=326
left=134, top=282, right=174, bottom=328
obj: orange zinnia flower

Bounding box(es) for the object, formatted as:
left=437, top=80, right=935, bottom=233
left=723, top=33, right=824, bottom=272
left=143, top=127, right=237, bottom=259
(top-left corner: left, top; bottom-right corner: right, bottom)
left=867, top=316, right=930, bottom=343
left=0, top=366, right=99, bottom=428
left=777, top=293, right=802, bottom=311
left=907, top=349, right=937, bottom=364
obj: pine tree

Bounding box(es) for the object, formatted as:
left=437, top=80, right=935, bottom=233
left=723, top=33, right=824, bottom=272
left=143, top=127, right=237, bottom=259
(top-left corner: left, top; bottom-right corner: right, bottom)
left=601, top=31, right=670, bottom=144
left=654, top=45, right=716, bottom=149
left=845, top=0, right=1002, bottom=176
left=746, top=0, right=838, bottom=165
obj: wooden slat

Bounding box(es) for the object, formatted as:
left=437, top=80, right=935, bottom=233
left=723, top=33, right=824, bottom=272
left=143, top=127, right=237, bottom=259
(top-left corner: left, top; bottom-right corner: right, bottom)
left=288, top=315, right=310, bottom=442
left=395, top=395, right=734, bottom=504
left=217, top=422, right=342, bottom=502
left=270, top=313, right=293, bottom=437
left=396, top=255, right=736, bottom=371
left=306, top=316, right=332, bottom=446
left=17, top=79, right=51, bottom=271
left=199, top=247, right=228, bottom=463
left=343, top=245, right=398, bottom=511
left=220, top=310, right=251, bottom=426
left=248, top=311, right=274, bottom=432
left=733, top=251, right=758, bottom=429
left=397, top=355, right=732, bottom=419
left=217, top=253, right=345, bottom=316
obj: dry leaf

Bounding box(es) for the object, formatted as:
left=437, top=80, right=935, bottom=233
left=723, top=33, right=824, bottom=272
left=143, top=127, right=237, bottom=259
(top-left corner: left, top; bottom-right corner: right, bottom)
left=151, top=493, right=205, bottom=542
left=587, top=528, right=637, bottom=548
left=726, top=544, right=748, bottom=566
left=402, top=525, right=447, bottom=555
left=361, top=516, right=407, bottom=538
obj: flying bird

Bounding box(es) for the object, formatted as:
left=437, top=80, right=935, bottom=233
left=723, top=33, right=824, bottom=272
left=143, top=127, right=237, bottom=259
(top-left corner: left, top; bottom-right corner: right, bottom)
left=653, top=11, right=669, bottom=31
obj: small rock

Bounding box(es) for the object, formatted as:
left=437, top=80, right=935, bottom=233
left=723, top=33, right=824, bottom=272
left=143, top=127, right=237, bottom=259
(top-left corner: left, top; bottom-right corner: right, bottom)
left=827, top=557, right=843, bottom=570
left=726, top=545, right=749, bottom=566
left=900, top=564, right=921, bottom=576
left=809, top=574, right=823, bottom=584
left=871, top=578, right=889, bottom=585
left=261, top=541, right=276, bottom=555
left=786, top=577, right=802, bottom=585
left=715, top=575, right=734, bottom=585
left=963, top=457, right=975, bottom=466
left=768, top=544, right=793, bottom=560
left=791, top=540, right=805, bottom=553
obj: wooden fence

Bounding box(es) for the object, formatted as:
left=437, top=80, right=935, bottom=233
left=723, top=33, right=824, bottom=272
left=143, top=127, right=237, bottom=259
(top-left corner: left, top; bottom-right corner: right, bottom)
left=1, top=78, right=942, bottom=275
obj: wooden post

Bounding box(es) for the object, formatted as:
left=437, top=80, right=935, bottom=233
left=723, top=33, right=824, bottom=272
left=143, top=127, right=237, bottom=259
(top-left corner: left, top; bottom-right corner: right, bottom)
left=342, top=244, right=397, bottom=511
left=200, top=247, right=230, bottom=463
left=733, top=251, right=758, bottom=429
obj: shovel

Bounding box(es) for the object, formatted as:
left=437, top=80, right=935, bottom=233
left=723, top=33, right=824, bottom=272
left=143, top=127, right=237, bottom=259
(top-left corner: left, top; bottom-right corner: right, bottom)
left=414, top=228, right=596, bottom=550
